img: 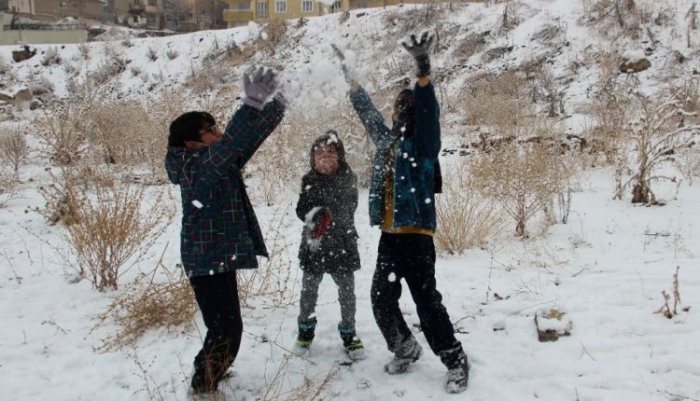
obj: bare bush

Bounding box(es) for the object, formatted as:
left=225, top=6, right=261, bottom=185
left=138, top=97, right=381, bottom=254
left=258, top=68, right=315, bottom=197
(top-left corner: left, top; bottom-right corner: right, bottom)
left=470, top=122, right=576, bottom=237
left=238, top=207, right=297, bottom=308
left=62, top=176, right=173, bottom=291
left=0, top=128, right=29, bottom=172
left=382, top=1, right=446, bottom=34
left=0, top=166, right=19, bottom=207
left=166, top=49, right=179, bottom=60
left=460, top=70, right=531, bottom=127
left=78, top=43, right=90, bottom=60
left=258, top=18, right=289, bottom=55
left=146, top=47, right=158, bottom=62
left=41, top=47, right=61, bottom=66
left=615, top=90, right=700, bottom=204
left=91, top=261, right=197, bottom=351
left=35, top=106, right=85, bottom=165
left=435, top=158, right=504, bottom=254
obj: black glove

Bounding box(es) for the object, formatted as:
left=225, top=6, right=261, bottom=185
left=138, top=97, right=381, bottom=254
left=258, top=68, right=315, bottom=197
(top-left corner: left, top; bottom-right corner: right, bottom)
left=310, top=207, right=332, bottom=240
left=243, top=67, right=278, bottom=110
left=331, top=44, right=357, bottom=84
left=402, top=31, right=434, bottom=78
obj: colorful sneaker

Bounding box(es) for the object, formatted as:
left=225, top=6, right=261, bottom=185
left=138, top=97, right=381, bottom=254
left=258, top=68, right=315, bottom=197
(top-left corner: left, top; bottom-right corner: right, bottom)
left=340, top=327, right=366, bottom=361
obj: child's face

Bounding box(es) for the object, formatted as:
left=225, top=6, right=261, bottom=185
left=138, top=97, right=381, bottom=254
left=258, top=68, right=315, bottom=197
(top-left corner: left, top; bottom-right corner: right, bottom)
left=314, top=144, right=339, bottom=176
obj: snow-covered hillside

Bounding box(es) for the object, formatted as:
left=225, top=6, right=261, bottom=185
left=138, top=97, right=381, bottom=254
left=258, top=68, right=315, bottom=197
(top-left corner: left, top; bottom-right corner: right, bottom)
left=1, top=1, right=699, bottom=400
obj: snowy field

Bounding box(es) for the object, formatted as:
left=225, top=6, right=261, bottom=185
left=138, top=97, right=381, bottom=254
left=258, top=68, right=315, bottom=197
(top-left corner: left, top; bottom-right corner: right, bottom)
left=1, top=0, right=699, bottom=400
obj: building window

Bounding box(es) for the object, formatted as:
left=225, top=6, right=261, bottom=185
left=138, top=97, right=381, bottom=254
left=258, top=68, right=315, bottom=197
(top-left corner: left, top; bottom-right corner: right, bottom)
left=357, top=2, right=368, bottom=8
left=148, top=0, right=156, bottom=5
left=133, top=15, right=139, bottom=23
left=59, top=1, right=66, bottom=8
left=302, top=0, right=313, bottom=12
left=332, top=1, right=341, bottom=12
left=238, top=3, right=249, bottom=10
left=147, top=14, right=156, bottom=22
left=275, top=0, right=287, bottom=13
left=257, top=1, right=268, bottom=16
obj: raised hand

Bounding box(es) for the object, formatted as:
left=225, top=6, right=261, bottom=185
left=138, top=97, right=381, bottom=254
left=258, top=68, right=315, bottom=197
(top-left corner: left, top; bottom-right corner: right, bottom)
left=243, top=67, right=278, bottom=110
left=402, top=31, right=434, bottom=77
left=331, top=44, right=357, bottom=84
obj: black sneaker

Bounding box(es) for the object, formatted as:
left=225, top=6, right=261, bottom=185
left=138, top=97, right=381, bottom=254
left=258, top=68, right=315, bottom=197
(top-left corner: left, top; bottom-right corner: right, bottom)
left=296, top=318, right=317, bottom=351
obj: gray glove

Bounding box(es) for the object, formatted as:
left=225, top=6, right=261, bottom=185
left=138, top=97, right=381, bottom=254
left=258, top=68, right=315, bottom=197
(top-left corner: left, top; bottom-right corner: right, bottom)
left=243, top=67, right=278, bottom=110
left=331, top=44, right=357, bottom=84
left=402, top=31, right=434, bottom=77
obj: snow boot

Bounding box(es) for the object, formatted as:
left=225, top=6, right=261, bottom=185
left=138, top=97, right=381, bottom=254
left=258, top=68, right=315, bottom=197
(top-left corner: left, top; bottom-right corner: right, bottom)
left=384, top=336, right=422, bottom=374
left=296, top=318, right=317, bottom=349
left=339, top=327, right=366, bottom=361
left=438, top=345, right=469, bottom=394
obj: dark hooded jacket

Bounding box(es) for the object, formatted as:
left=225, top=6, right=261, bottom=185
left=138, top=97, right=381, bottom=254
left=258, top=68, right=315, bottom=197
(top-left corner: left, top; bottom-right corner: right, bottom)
left=165, top=100, right=285, bottom=278
left=295, top=134, right=360, bottom=274
left=350, top=82, right=441, bottom=231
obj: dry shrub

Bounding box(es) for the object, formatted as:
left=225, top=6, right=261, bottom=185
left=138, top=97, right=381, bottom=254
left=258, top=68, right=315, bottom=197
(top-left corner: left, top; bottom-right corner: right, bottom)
left=258, top=355, right=337, bottom=401
left=672, top=77, right=700, bottom=126
left=615, top=90, right=700, bottom=204
left=382, top=0, right=446, bottom=35
left=35, top=105, right=85, bottom=165
left=460, top=70, right=531, bottom=126
left=0, top=127, right=29, bottom=172
left=237, top=207, right=297, bottom=308
left=186, top=57, right=229, bottom=94
left=581, top=0, right=652, bottom=39
left=470, top=121, right=576, bottom=237
left=92, top=263, right=197, bottom=351
left=0, top=165, right=19, bottom=207
left=435, top=158, right=504, bottom=255
left=257, top=18, right=289, bottom=55
left=583, top=55, right=635, bottom=168
left=61, top=170, right=173, bottom=291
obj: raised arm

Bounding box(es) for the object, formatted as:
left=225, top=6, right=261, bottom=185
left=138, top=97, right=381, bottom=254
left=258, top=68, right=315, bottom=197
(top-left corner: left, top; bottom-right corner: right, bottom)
left=349, top=87, right=393, bottom=149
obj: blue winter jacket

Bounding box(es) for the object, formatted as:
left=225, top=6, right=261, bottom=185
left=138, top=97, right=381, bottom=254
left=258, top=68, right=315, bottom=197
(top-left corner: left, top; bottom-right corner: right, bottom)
left=165, top=100, right=285, bottom=277
left=350, top=82, right=441, bottom=231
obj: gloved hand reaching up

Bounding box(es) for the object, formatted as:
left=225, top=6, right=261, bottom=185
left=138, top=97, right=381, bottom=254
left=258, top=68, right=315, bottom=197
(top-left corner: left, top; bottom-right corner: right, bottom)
left=243, top=67, right=278, bottom=110
left=402, top=31, right=434, bottom=78
left=331, top=44, right=357, bottom=85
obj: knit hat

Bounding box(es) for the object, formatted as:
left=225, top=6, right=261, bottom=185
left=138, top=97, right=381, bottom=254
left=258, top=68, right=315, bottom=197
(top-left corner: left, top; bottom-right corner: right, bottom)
left=168, top=111, right=216, bottom=147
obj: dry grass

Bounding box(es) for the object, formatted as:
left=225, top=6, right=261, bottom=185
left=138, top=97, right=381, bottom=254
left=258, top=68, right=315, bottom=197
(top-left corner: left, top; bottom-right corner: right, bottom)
left=238, top=206, right=298, bottom=309
left=60, top=168, right=174, bottom=291
left=91, top=257, right=197, bottom=351
left=0, top=165, right=19, bottom=207
left=435, top=158, right=505, bottom=254
left=460, top=70, right=531, bottom=127
left=470, top=121, right=576, bottom=237
left=35, top=105, right=85, bottom=166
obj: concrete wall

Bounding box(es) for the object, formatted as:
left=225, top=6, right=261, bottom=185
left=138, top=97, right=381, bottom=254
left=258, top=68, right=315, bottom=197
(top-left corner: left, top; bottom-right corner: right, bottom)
left=0, top=28, right=87, bottom=44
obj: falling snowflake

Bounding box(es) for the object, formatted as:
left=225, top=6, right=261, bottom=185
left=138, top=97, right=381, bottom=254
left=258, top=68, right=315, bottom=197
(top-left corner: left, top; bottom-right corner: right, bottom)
left=192, top=200, right=203, bottom=209
left=388, top=273, right=396, bottom=282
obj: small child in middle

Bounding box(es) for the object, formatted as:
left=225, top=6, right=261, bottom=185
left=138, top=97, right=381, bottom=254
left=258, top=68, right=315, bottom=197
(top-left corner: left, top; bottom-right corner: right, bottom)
left=295, top=130, right=364, bottom=360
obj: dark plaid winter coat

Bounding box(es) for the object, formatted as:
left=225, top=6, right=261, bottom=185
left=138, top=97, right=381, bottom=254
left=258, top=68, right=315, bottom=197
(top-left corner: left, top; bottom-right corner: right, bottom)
left=296, top=160, right=360, bottom=275
left=350, top=82, right=441, bottom=231
left=165, top=100, right=285, bottom=278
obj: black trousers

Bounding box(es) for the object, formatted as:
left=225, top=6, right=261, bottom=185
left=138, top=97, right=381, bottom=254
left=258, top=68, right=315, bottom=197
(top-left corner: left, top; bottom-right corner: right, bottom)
left=189, top=271, right=243, bottom=392
left=371, top=233, right=461, bottom=355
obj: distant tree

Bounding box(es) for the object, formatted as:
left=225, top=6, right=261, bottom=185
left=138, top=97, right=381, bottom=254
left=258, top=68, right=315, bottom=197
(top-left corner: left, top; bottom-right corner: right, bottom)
left=162, top=0, right=192, bottom=30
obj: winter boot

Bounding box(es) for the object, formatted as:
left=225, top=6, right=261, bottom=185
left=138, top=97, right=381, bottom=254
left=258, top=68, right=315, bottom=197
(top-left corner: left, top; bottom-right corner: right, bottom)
left=384, top=336, right=423, bottom=374
left=296, top=318, right=317, bottom=349
left=438, top=345, right=470, bottom=394
left=339, top=327, right=366, bottom=361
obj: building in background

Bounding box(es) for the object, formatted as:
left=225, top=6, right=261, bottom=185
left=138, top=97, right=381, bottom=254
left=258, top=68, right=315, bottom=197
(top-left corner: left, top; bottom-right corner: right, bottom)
left=223, top=0, right=402, bottom=28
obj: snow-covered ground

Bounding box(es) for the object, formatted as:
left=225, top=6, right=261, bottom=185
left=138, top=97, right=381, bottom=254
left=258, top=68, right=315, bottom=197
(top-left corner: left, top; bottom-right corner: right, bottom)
left=1, top=1, right=699, bottom=400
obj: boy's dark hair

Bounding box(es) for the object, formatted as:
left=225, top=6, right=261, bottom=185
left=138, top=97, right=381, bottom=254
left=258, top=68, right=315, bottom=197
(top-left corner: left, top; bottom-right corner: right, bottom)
left=394, top=89, right=414, bottom=113
left=168, top=111, right=216, bottom=147
left=309, top=129, right=346, bottom=168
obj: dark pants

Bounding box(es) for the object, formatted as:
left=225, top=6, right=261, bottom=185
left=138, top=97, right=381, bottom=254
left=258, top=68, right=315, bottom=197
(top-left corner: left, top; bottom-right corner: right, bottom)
left=371, top=233, right=461, bottom=355
left=189, top=271, right=243, bottom=392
